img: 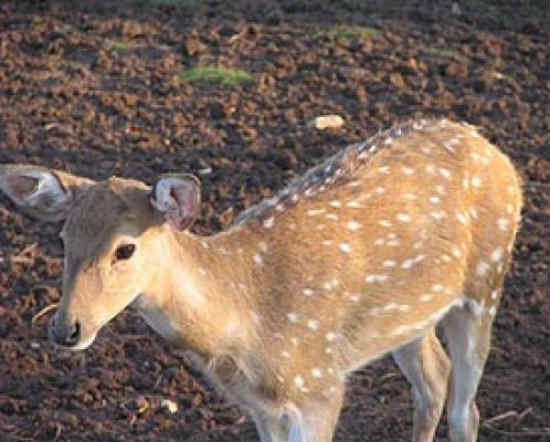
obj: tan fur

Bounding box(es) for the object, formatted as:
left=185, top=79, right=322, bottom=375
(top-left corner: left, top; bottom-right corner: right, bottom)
left=0, top=119, right=523, bottom=442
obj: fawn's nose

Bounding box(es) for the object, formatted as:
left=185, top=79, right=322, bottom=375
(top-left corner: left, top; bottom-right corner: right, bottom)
left=49, top=315, right=81, bottom=348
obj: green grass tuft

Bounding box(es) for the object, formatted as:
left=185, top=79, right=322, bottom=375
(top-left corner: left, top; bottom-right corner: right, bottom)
left=180, top=65, right=253, bottom=86
left=423, top=47, right=468, bottom=63
left=328, top=25, right=381, bottom=41
left=107, top=41, right=129, bottom=51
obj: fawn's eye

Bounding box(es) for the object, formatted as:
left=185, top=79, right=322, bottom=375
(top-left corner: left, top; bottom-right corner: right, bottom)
left=115, top=244, right=136, bottom=261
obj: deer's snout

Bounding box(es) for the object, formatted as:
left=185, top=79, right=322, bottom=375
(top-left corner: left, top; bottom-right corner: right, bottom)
left=49, top=314, right=81, bottom=348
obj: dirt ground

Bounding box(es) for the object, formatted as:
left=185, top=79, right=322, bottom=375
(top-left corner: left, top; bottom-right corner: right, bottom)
left=0, top=1, right=547, bottom=441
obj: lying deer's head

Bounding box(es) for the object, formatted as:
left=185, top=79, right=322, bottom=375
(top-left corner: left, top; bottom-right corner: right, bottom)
left=0, top=165, right=201, bottom=350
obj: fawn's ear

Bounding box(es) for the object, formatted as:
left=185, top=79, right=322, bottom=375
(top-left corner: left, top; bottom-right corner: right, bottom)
left=150, top=174, right=201, bottom=231
left=0, top=164, right=95, bottom=221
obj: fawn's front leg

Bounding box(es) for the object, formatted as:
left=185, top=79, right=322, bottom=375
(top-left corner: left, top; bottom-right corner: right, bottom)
left=252, top=383, right=345, bottom=442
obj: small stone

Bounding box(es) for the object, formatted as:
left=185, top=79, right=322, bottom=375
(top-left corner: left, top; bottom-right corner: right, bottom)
left=311, top=114, right=345, bottom=130
left=161, top=398, right=178, bottom=414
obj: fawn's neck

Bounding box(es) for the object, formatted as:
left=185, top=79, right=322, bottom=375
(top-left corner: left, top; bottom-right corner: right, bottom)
left=137, top=225, right=268, bottom=363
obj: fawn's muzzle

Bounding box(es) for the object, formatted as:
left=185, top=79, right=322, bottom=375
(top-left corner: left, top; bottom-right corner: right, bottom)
left=49, top=315, right=81, bottom=348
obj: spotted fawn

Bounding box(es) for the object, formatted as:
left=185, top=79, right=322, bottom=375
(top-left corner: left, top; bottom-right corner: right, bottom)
left=0, top=119, right=522, bottom=442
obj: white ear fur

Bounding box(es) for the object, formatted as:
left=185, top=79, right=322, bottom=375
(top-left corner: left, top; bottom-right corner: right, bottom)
left=9, top=170, right=70, bottom=209
left=0, top=165, right=94, bottom=221
left=150, top=174, right=201, bottom=231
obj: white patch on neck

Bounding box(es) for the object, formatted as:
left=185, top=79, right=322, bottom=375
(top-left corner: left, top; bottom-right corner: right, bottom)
left=134, top=295, right=182, bottom=341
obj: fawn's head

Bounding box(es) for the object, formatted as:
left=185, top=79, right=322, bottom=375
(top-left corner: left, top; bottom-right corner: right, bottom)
left=0, top=165, right=201, bottom=350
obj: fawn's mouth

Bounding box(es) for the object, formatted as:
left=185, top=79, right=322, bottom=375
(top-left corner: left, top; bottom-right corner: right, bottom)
left=48, top=316, right=98, bottom=351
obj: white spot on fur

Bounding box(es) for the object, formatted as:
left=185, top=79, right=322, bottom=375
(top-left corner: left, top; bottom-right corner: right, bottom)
left=253, top=254, right=263, bottom=265
left=329, top=200, right=341, bottom=208
left=378, top=220, right=392, bottom=228
left=308, top=209, right=325, bottom=216
left=365, top=274, right=389, bottom=283
left=303, top=288, right=314, bottom=297
left=391, top=325, right=412, bottom=336
left=429, top=196, right=440, bottom=204
left=431, top=210, right=446, bottom=220
left=312, top=368, right=322, bottom=378
left=497, top=218, right=509, bottom=231
left=287, top=312, right=298, bottom=323
left=346, top=200, right=364, bottom=209
left=397, top=213, right=411, bottom=223
left=294, top=376, right=305, bottom=388
left=404, top=193, right=417, bottom=200
left=476, top=261, right=490, bottom=277
left=491, top=247, right=503, bottom=262
left=325, top=332, right=337, bottom=342
left=383, top=260, right=396, bottom=267
left=263, top=217, right=275, bottom=228
left=307, top=319, right=319, bottom=330
left=339, top=242, right=352, bottom=253
left=451, top=246, right=462, bottom=258
left=439, top=168, right=452, bottom=179
left=401, top=254, right=426, bottom=269
left=347, top=220, right=362, bottom=231
left=456, top=212, right=467, bottom=224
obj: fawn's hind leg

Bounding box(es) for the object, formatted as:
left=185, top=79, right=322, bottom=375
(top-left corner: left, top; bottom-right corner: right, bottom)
left=392, top=328, right=451, bottom=442
left=441, top=302, right=496, bottom=442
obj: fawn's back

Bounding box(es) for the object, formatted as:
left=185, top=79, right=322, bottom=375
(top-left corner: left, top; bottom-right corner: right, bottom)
left=225, top=118, right=522, bottom=398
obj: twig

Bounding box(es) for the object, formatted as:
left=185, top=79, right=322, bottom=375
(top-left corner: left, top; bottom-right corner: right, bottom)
left=31, top=303, right=58, bottom=324
left=483, top=423, right=549, bottom=437
left=526, top=181, right=548, bottom=188
left=484, top=410, right=522, bottom=425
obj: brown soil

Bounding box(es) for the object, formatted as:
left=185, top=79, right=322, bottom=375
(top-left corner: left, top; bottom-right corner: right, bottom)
left=0, top=1, right=547, bottom=441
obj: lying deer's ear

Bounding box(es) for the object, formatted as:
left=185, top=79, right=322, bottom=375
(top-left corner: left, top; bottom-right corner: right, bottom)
left=0, top=164, right=95, bottom=221
left=150, top=174, right=201, bottom=231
